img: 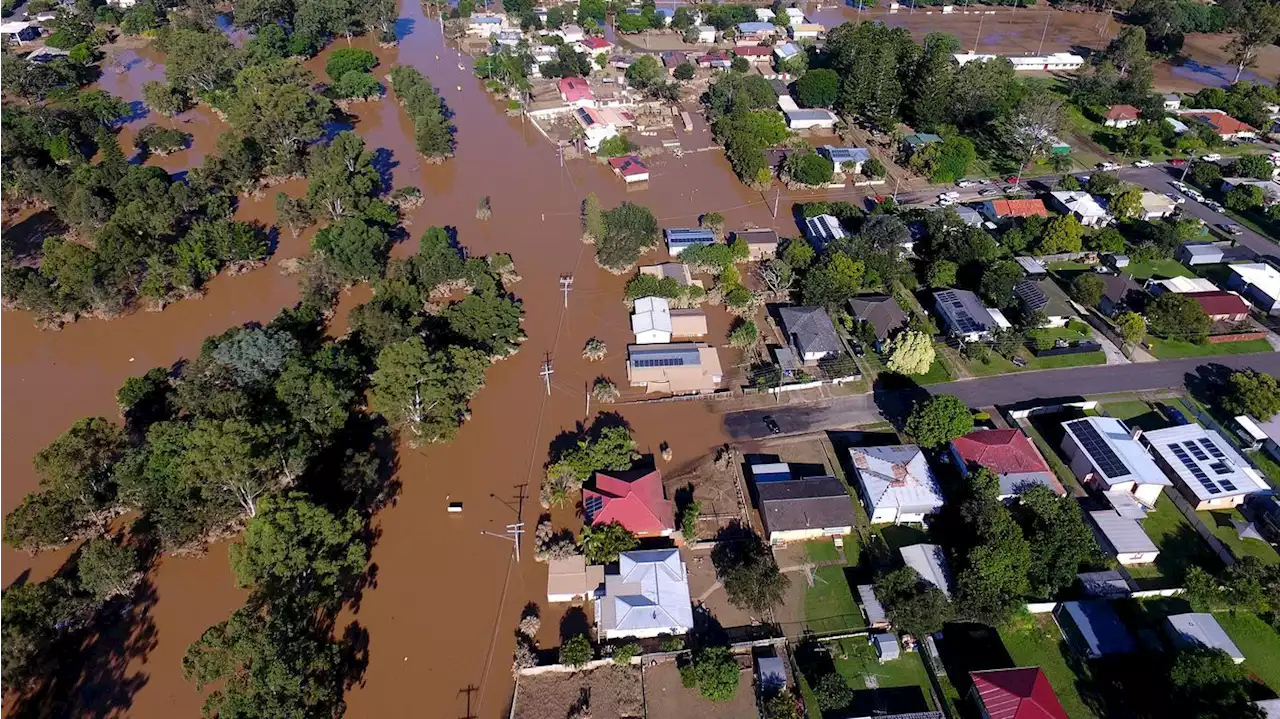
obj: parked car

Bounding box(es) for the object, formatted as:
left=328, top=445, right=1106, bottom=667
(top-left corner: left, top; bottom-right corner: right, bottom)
left=957, top=180, right=976, bottom=188
left=1205, top=200, right=1225, bottom=212
left=852, top=342, right=866, bottom=357
left=1165, top=192, right=1186, bottom=204
left=979, top=188, right=1001, bottom=197
left=1186, top=189, right=1205, bottom=202
left=1006, top=175, right=1021, bottom=183
left=1220, top=222, right=1244, bottom=235
left=762, top=416, right=781, bottom=434
left=1169, top=158, right=1187, bottom=166
left=1099, top=162, right=1121, bottom=171
left=1133, top=160, right=1154, bottom=168
left=1202, top=153, right=1223, bottom=162
left=1161, top=404, right=1190, bottom=426
left=1012, top=355, right=1028, bottom=368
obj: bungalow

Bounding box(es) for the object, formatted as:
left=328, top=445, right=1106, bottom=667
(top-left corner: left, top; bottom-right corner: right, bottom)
left=1103, top=104, right=1141, bottom=129
left=696, top=25, right=716, bottom=44
left=978, top=198, right=1050, bottom=222
left=778, top=95, right=837, bottom=130
left=609, top=54, right=634, bottom=70
left=1165, top=613, right=1245, bottom=664
left=1054, top=600, right=1136, bottom=659
left=777, top=305, right=842, bottom=362
left=1164, top=93, right=1182, bottom=111
left=789, top=23, right=823, bottom=41
left=574, top=107, right=630, bottom=152
left=595, top=549, right=694, bottom=639
left=664, top=228, right=715, bottom=256
left=899, top=544, right=952, bottom=598
left=1060, top=417, right=1171, bottom=507
left=1048, top=191, right=1108, bottom=227
left=661, top=51, right=687, bottom=72
left=608, top=155, right=650, bottom=183
left=1178, top=109, right=1256, bottom=139
left=735, top=228, right=779, bottom=260
left=934, top=288, right=1002, bottom=342
left=583, top=468, right=676, bottom=536
left=970, top=668, right=1070, bottom=719
left=734, top=45, right=772, bottom=64
left=785, top=7, right=806, bottom=21
left=757, top=476, right=856, bottom=544
left=639, top=262, right=701, bottom=287
left=735, top=21, right=779, bottom=38
left=820, top=145, right=872, bottom=175
left=1144, top=424, right=1270, bottom=511
left=1088, top=509, right=1159, bottom=565
left=696, top=52, right=733, bottom=70
left=803, top=214, right=846, bottom=250
left=755, top=7, right=776, bottom=20
left=1014, top=278, right=1075, bottom=328
left=950, top=429, right=1065, bottom=499
left=556, top=24, right=585, bottom=43
left=546, top=555, right=604, bottom=603
left=1140, top=191, right=1177, bottom=220
left=1099, top=273, right=1145, bottom=318
left=496, top=29, right=523, bottom=46
left=576, top=36, right=613, bottom=56
left=848, top=295, right=907, bottom=350
left=626, top=343, right=723, bottom=394
left=1227, top=262, right=1280, bottom=314
left=558, top=76, right=594, bottom=107
left=632, top=296, right=673, bottom=344
left=773, top=42, right=802, bottom=63
left=1186, top=290, right=1250, bottom=322
left=467, top=13, right=506, bottom=36
left=850, top=445, right=945, bottom=524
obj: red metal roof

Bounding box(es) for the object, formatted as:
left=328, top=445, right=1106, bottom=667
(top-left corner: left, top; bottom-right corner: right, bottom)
left=971, top=668, right=1069, bottom=719
left=1183, top=110, right=1254, bottom=137
left=1186, top=290, right=1250, bottom=317
left=734, top=46, right=771, bottom=56
left=580, top=36, right=611, bottom=49
left=608, top=155, right=649, bottom=177
left=952, top=430, right=1052, bottom=476
left=1105, top=104, right=1140, bottom=121
left=557, top=76, right=593, bottom=102
left=583, top=469, right=675, bottom=535
left=989, top=199, right=1049, bottom=217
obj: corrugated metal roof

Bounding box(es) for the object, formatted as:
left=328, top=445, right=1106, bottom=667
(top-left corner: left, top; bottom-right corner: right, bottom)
left=1089, top=510, right=1158, bottom=555
left=664, top=228, right=716, bottom=245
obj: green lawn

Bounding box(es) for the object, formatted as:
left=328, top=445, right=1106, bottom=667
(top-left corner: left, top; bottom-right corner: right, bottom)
left=1000, top=614, right=1099, bottom=719
left=1123, top=259, right=1194, bottom=281
left=1101, top=400, right=1156, bottom=423
left=1217, top=611, right=1280, bottom=695
left=1198, top=508, right=1280, bottom=564
left=1145, top=337, right=1274, bottom=360
left=1127, top=494, right=1225, bottom=589
left=875, top=524, right=931, bottom=552
left=917, top=350, right=954, bottom=385
left=803, top=564, right=862, bottom=634
left=828, top=637, right=938, bottom=712
left=805, top=538, right=843, bottom=564
left=965, top=346, right=1105, bottom=376
left=1028, top=351, right=1107, bottom=370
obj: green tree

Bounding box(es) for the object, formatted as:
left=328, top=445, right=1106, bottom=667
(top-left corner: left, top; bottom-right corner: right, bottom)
left=1190, top=160, right=1222, bottom=189
left=1109, top=186, right=1145, bottom=221
left=2, top=578, right=88, bottom=687
left=559, top=634, right=593, bottom=667
left=674, top=61, right=695, bottom=82
left=728, top=320, right=759, bottom=349
left=1070, top=272, right=1106, bottom=307
left=312, top=218, right=391, bottom=283
left=325, top=47, right=377, bottom=82
left=814, top=673, right=853, bottom=711
left=1015, top=485, right=1104, bottom=599
left=1169, top=648, right=1265, bottom=719
left=680, top=646, right=741, bottom=701
left=548, top=424, right=637, bottom=482
left=1087, top=227, right=1126, bottom=254
left=905, top=394, right=973, bottom=447
left=180, top=418, right=276, bottom=519
left=596, top=202, right=660, bottom=272
left=927, top=259, right=958, bottom=288
left=142, top=80, right=192, bottom=118
left=441, top=293, right=525, bottom=357
left=332, top=71, right=382, bottom=100
left=162, top=28, right=237, bottom=93
left=1115, top=311, right=1146, bottom=347
left=1223, top=0, right=1280, bottom=83
left=680, top=500, right=702, bottom=541
left=625, top=54, right=663, bottom=90
left=979, top=260, right=1023, bottom=308
left=955, top=469, right=1032, bottom=625
left=711, top=531, right=789, bottom=613
left=227, top=60, right=332, bottom=170
left=369, top=337, right=490, bottom=445
left=1234, top=153, right=1274, bottom=179
left=794, top=68, right=839, bottom=108
left=582, top=192, right=605, bottom=241
left=77, top=538, right=141, bottom=601
left=1222, top=369, right=1280, bottom=419
left=1146, top=292, right=1211, bottom=343
left=785, top=151, right=834, bottom=185
left=305, top=131, right=382, bottom=222
left=211, top=326, right=300, bottom=387
left=801, top=251, right=864, bottom=307
left=580, top=521, right=640, bottom=563
left=1036, top=214, right=1085, bottom=254
left=229, top=493, right=367, bottom=602
left=1224, top=183, right=1265, bottom=212
left=873, top=566, right=954, bottom=639
left=886, top=330, right=935, bottom=376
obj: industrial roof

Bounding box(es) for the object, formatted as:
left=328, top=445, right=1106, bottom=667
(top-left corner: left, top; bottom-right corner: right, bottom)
left=899, top=544, right=952, bottom=598
left=1062, top=417, right=1170, bottom=487
left=1103, top=489, right=1148, bottom=519
left=857, top=584, right=887, bottom=625
left=736, top=21, right=777, bottom=33
left=1089, top=509, right=1158, bottom=556
left=872, top=633, right=900, bottom=661
left=1015, top=257, right=1048, bottom=275
left=1144, top=424, right=1269, bottom=502
left=1165, top=613, right=1245, bottom=663
left=850, top=445, right=945, bottom=513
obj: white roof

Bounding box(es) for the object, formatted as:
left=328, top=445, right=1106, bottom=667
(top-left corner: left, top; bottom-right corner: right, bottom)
left=1052, top=191, right=1108, bottom=218
left=755, top=8, right=775, bottom=19
left=1144, top=424, right=1269, bottom=502
left=631, top=296, right=673, bottom=335
left=1063, top=417, right=1170, bottom=487
left=857, top=584, right=887, bottom=625
left=1165, top=613, right=1245, bottom=662
left=1151, top=276, right=1219, bottom=294
left=777, top=95, right=800, bottom=112
left=988, top=307, right=1013, bottom=330
left=785, top=7, right=805, bottom=18
left=1236, top=415, right=1269, bottom=442
left=1231, top=263, right=1280, bottom=299
left=899, top=544, right=951, bottom=598
left=596, top=549, right=694, bottom=636
left=1140, top=191, right=1176, bottom=212
left=1089, top=510, right=1158, bottom=555
left=849, top=445, right=944, bottom=513
left=0, top=21, right=34, bottom=32
left=1104, top=490, right=1148, bottom=519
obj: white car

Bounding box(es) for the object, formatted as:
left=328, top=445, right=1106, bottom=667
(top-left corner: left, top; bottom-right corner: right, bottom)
left=1206, top=200, right=1224, bottom=212
left=1172, top=181, right=1188, bottom=192
left=956, top=180, right=976, bottom=188
left=1133, top=160, right=1153, bottom=168
left=1100, top=162, right=1121, bottom=171
left=937, top=196, right=956, bottom=207
left=1187, top=190, right=1205, bottom=202
left=1202, top=153, right=1223, bottom=162
left=939, top=191, right=961, bottom=200
left=1165, top=192, right=1186, bottom=205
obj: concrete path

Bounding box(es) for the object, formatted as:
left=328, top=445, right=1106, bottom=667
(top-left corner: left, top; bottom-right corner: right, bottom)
left=1090, top=326, right=1130, bottom=366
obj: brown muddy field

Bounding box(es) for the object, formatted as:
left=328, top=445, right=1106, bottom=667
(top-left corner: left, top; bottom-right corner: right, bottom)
left=0, top=3, right=1260, bottom=718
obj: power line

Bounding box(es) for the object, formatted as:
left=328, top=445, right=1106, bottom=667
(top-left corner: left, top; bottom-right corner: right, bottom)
left=539, top=353, right=554, bottom=396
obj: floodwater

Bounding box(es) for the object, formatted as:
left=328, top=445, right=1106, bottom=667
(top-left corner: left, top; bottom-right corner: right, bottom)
left=2, top=2, right=1253, bottom=715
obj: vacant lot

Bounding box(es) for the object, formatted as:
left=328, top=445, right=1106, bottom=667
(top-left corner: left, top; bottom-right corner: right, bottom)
left=665, top=448, right=748, bottom=538
left=513, top=664, right=643, bottom=719
left=1218, top=611, right=1280, bottom=696
left=643, top=657, right=757, bottom=719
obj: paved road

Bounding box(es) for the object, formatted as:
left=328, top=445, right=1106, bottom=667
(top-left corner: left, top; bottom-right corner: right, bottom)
left=724, top=352, right=1280, bottom=440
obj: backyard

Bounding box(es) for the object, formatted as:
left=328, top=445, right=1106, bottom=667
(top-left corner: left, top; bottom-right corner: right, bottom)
left=828, top=637, right=938, bottom=716
left=999, top=614, right=1099, bottom=719
left=1198, top=507, right=1280, bottom=564
left=801, top=539, right=864, bottom=636
left=1217, top=611, right=1280, bottom=696
left=1126, top=493, right=1225, bottom=590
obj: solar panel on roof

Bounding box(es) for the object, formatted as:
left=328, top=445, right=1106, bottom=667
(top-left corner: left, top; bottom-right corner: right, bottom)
left=1072, top=421, right=1129, bottom=479
left=1200, top=438, right=1226, bottom=459
left=1170, top=443, right=1220, bottom=495
left=584, top=495, right=604, bottom=518
left=1186, top=441, right=1209, bottom=461
left=1015, top=282, right=1049, bottom=311
left=632, top=357, right=686, bottom=368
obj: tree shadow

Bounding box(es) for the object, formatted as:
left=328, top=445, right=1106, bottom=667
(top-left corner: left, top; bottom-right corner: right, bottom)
left=871, top=373, right=929, bottom=430
left=372, top=147, right=398, bottom=194
left=2, top=210, right=68, bottom=262
left=1184, top=362, right=1234, bottom=412
left=339, top=620, right=370, bottom=691
left=559, top=606, right=591, bottom=643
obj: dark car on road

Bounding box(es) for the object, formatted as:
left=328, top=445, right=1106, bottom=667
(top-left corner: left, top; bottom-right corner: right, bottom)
left=763, top=415, right=781, bottom=434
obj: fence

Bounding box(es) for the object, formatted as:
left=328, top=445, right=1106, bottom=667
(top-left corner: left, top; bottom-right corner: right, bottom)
left=1165, top=488, right=1237, bottom=567
left=1206, top=331, right=1268, bottom=344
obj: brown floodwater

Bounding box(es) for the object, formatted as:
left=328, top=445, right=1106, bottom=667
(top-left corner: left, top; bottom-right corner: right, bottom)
left=2, top=3, right=1245, bottom=716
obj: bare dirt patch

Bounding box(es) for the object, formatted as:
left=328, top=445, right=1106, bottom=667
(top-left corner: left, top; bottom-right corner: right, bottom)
left=642, top=657, right=757, bottom=719
left=663, top=447, right=750, bottom=538
left=513, top=664, right=643, bottom=719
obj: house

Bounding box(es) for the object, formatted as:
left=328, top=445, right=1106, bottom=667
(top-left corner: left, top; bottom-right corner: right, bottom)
left=1147, top=275, right=1219, bottom=296
left=1179, top=243, right=1224, bottom=266
left=774, top=42, right=802, bottom=63
left=608, top=155, right=650, bottom=183
left=969, top=667, right=1069, bottom=719
left=1077, top=570, right=1131, bottom=599
left=902, top=133, right=943, bottom=154
left=872, top=634, right=900, bottom=662
left=558, top=77, right=594, bottom=107
left=899, top=544, right=952, bottom=598
left=654, top=7, right=673, bottom=25
left=955, top=205, right=985, bottom=228
left=1103, top=104, right=1141, bottom=129
left=778, top=95, right=838, bottom=130
left=496, top=29, right=523, bottom=46
left=1165, top=613, right=1245, bottom=664
left=1099, top=273, right=1145, bottom=318
left=1227, top=262, right=1280, bottom=314
left=1241, top=413, right=1280, bottom=463
left=850, top=445, right=945, bottom=524
left=595, top=549, right=694, bottom=639
left=848, top=295, right=908, bottom=350
left=0, top=21, right=41, bottom=44
left=785, top=7, right=806, bottom=21
left=467, top=13, right=506, bottom=35
left=1053, top=600, right=1137, bottom=659
left=1088, top=509, right=1159, bottom=565
left=639, top=262, right=701, bottom=287
left=627, top=343, right=722, bottom=394
left=1014, top=278, right=1075, bottom=328
left=789, top=23, right=824, bottom=41
left=978, top=198, right=1050, bottom=222
left=663, top=228, right=715, bottom=256
left=669, top=309, right=708, bottom=338
left=632, top=296, right=673, bottom=344
left=696, top=51, right=733, bottom=70
left=1048, top=191, right=1108, bottom=227
left=584, top=469, right=676, bottom=536
left=736, top=229, right=779, bottom=260
left=573, top=107, right=632, bottom=152
left=1164, top=93, right=1182, bottom=111
left=755, top=7, right=775, bottom=20
left=661, top=51, right=687, bottom=71
left=857, top=585, right=889, bottom=629
left=576, top=36, right=613, bottom=56
left=820, top=145, right=872, bottom=175
left=1060, top=417, right=1171, bottom=507
left=1186, top=291, right=1251, bottom=322
left=1219, top=177, right=1280, bottom=204
left=609, top=54, right=634, bottom=70
left=547, top=555, right=605, bottom=603
left=735, top=21, right=779, bottom=37
left=1144, top=424, right=1270, bottom=511
left=696, top=25, right=716, bottom=43
left=757, top=476, right=856, bottom=544
left=750, top=462, right=792, bottom=484
left=777, top=305, right=842, bottom=362
left=556, top=24, right=585, bottom=43
left=1178, top=109, right=1256, bottom=139
left=804, top=214, right=847, bottom=249
left=734, top=45, right=772, bottom=64
left=950, top=429, right=1065, bottom=499
left=1140, top=191, right=1177, bottom=220
left=934, top=289, right=1000, bottom=342
left=952, top=52, right=1085, bottom=71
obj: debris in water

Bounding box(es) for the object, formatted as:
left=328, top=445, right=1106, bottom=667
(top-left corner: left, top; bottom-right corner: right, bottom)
left=129, top=357, right=135, bottom=362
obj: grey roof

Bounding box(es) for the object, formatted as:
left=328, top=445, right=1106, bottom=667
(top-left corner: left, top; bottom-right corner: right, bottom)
left=820, top=145, right=872, bottom=165
left=736, top=228, right=778, bottom=246
left=850, top=445, right=945, bottom=513
left=1077, top=570, right=1131, bottom=599
left=1233, top=518, right=1265, bottom=542
left=1015, top=278, right=1074, bottom=318
left=857, top=584, right=888, bottom=625
left=1016, top=256, right=1048, bottom=275
left=955, top=205, right=984, bottom=227
left=1057, top=600, right=1136, bottom=657
left=628, top=343, right=702, bottom=367
left=778, top=305, right=842, bottom=357
left=804, top=214, right=847, bottom=247
left=848, top=295, right=908, bottom=342
left=904, top=133, right=942, bottom=148
left=757, top=476, right=856, bottom=534
left=1104, top=489, right=1148, bottom=519
left=788, top=109, right=837, bottom=122
left=596, top=549, right=694, bottom=636
left=1101, top=273, right=1143, bottom=307
left=1257, top=698, right=1280, bottom=719
left=1165, top=613, right=1245, bottom=662
left=1183, top=243, right=1225, bottom=258
left=1144, top=424, right=1269, bottom=502
left=872, top=633, right=900, bottom=660
left=899, top=544, right=952, bottom=598
left=737, top=21, right=776, bottom=33
left=1089, top=510, right=1158, bottom=555
left=933, top=289, right=996, bottom=335
left=664, top=228, right=716, bottom=246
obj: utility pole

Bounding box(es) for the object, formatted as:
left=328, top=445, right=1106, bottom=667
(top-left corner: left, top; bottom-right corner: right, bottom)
left=973, top=12, right=985, bottom=54
left=559, top=274, right=574, bottom=308
left=1036, top=11, right=1051, bottom=56
left=539, top=353, right=554, bottom=396
left=480, top=522, right=525, bottom=562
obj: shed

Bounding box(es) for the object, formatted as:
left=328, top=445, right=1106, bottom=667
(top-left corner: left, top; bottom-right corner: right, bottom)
left=872, top=633, right=900, bottom=662
left=1107, top=253, right=1130, bottom=269
left=1179, top=243, right=1225, bottom=266
left=1165, top=613, right=1245, bottom=663
left=750, top=462, right=792, bottom=484
left=857, top=584, right=889, bottom=628
left=1015, top=257, right=1048, bottom=276
left=1054, top=600, right=1136, bottom=659
left=899, top=544, right=952, bottom=598
left=547, top=555, right=605, bottom=603
left=1088, top=510, right=1159, bottom=565
left=1076, top=570, right=1131, bottom=599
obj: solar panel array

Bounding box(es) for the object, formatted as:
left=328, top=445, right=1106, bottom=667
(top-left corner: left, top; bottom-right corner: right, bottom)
left=584, top=494, right=604, bottom=518
left=632, top=356, right=687, bottom=368
left=1070, top=421, right=1129, bottom=479
left=1014, top=281, right=1049, bottom=311
left=1169, top=443, right=1220, bottom=495
left=935, top=290, right=986, bottom=335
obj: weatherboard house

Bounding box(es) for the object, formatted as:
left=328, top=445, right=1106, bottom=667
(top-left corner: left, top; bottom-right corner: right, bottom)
left=595, top=549, right=694, bottom=640
left=950, top=429, right=1065, bottom=500
left=1060, top=417, right=1170, bottom=508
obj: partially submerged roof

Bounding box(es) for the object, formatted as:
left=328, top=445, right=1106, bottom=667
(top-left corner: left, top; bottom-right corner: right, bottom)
left=547, top=555, right=605, bottom=599
left=663, top=227, right=716, bottom=247
left=777, top=305, right=842, bottom=357
left=1165, top=613, right=1245, bottom=663
left=736, top=228, right=779, bottom=246
left=1061, top=417, right=1170, bottom=487
left=899, top=544, right=952, bottom=598
left=850, top=445, right=945, bottom=512
left=631, top=296, right=673, bottom=336
left=757, top=476, right=856, bottom=533
left=596, top=549, right=694, bottom=635
left=970, top=667, right=1069, bottom=719
left=1089, top=509, right=1158, bottom=556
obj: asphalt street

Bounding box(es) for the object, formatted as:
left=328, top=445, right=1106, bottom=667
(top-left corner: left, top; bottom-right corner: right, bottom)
left=724, top=352, right=1280, bottom=441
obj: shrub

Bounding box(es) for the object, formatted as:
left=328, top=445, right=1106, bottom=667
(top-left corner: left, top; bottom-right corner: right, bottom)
left=133, top=124, right=191, bottom=155
left=332, top=71, right=382, bottom=100
left=325, top=48, right=377, bottom=82
left=559, top=634, right=593, bottom=667
left=597, top=134, right=633, bottom=157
